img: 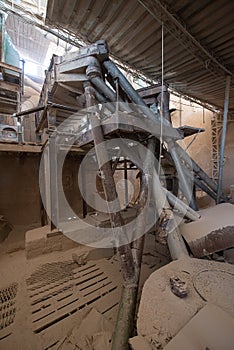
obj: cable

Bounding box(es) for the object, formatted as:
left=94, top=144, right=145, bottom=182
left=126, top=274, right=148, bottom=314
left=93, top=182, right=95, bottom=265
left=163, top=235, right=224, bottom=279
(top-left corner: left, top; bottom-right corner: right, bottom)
left=158, top=22, right=164, bottom=173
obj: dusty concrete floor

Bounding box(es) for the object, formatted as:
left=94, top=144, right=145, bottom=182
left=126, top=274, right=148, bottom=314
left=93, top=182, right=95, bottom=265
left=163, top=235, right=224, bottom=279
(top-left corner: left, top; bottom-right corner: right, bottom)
left=0, top=226, right=170, bottom=350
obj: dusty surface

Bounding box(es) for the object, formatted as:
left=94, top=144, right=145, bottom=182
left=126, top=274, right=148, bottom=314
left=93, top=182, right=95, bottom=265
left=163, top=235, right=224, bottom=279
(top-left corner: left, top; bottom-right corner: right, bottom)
left=164, top=303, right=234, bottom=350
left=0, top=227, right=169, bottom=350
left=180, top=203, right=234, bottom=257
left=57, top=308, right=113, bottom=350
left=137, top=256, right=234, bottom=349
left=129, top=335, right=153, bottom=349
left=181, top=203, right=234, bottom=240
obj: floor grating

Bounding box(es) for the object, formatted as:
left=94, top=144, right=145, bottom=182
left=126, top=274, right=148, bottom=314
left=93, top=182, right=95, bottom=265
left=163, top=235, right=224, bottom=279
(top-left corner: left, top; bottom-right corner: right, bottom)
left=0, top=282, right=18, bottom=341
left=26, top=260, right=119, bottom=336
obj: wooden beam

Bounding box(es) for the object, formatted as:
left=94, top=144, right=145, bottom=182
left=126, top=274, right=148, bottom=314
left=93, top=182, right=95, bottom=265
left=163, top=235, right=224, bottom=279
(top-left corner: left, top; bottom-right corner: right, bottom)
left=0, top=143, right=42, bottom=153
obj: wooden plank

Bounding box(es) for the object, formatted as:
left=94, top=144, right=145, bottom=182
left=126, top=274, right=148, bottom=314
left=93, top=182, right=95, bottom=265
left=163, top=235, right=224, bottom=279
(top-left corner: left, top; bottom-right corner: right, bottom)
left=31, top=277, right=113, bottom=322
left=0, top=61, right=22, bottom=74
left=30, top=269, right=104, bottom=308
left=0, top=81, right=20, bottom=92
left=0, top=143, right=41, bottom=153
left=33, top=282, right=117, bottom=333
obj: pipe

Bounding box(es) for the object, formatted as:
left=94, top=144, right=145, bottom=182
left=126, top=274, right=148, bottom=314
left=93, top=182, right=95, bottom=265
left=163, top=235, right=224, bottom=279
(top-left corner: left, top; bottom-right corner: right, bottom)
left=20, top=59, right=25, bottom=95
left=164, top=188, right=200, bottom=221
left=152, top=167, right=189, bottom=260
left=175, top=143, right=229, bottom=201
left=103, top=59, right=149, bottom=109
left=103, top=59, right=174, bottom=125
left=163, top=148, right=217, bottom=200
left=167, top=140, right=198, bottom=210
left=90, top=76, right=132, bottom=113
left=124, top=158, right=128, bottom=208
left=193, top=176, right=217, bottom=200
left=48, top=102, right=79, bottom=112
left=217, top=75, right=231, bottom=203
left=13, top=104, right=45, bottom=117
left=24, top=75, right=42, bottom=93
left=93, top=87, right=116, bottom=113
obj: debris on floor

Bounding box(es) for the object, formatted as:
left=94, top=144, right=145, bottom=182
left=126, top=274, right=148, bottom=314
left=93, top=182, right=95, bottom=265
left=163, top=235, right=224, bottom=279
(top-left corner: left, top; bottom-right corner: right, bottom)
left=57, top=308, right=112, bottom=350
left=169, top=276, right=188, bottom=298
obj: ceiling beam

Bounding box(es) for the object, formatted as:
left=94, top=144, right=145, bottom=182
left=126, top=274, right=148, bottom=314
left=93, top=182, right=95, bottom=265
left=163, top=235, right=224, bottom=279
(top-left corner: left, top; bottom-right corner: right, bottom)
left=137, top=0, right=233, bottom=78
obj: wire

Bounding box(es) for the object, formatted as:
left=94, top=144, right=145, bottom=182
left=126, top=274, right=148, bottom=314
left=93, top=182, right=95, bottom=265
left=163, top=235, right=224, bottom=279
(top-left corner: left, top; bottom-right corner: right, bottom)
left=158, top=22, right=164, bottom=173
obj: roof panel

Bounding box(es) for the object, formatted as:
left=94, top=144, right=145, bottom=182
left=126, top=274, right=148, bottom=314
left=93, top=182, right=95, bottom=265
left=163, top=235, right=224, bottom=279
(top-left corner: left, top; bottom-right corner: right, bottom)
left=45, top=0, right=234, bottom=110
left=6, top=14, right=50, bottom=64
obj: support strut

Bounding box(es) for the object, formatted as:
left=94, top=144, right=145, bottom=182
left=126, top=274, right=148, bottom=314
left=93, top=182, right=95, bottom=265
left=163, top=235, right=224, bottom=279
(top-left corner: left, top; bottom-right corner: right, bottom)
left=84, top=82, right=138, bottom=350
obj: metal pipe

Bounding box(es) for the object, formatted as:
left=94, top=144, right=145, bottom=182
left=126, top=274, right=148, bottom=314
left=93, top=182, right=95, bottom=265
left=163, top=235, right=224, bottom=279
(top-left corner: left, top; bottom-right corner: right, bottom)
left=152, top=167, right=189, bottom=260
left=193, top=176, right=217, bottom=200
left=20, top=59, right=25, bottom=96
left=163, top=148, right=217, bottom=201
left=13, top=105, right=45, bottom=117
left=124, top=158, right=128, bottom=208
left=103, top=59, right=181, bottom=143
left=175, top=143, right=229, bottom=201
left=217, top=75, right=231, bottom=203
left=164, top=188, right=200, bottom=221
left=93, top=87, right=116, bottom=113
left=90, top=76, right=116, bottom=101
left=90, top=76, right=132, bottom=113
left=167, top=140, right=198, bottom=210
left=103, top=59, right=148, bottom=108
left=48, top=102, right=79, bottom=112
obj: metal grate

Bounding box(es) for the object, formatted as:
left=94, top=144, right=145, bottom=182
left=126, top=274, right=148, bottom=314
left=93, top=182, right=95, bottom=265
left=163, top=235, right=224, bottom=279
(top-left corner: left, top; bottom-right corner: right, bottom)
left=0, top=283, right=18, bottom=341
left=27, top=261, right=118, bottom=335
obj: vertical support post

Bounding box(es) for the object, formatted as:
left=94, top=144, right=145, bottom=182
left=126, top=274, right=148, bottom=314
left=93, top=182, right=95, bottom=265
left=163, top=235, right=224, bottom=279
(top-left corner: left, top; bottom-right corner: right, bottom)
left=49, top=134, right=59, bottom=230
left=217, top=76, right=231, bottom=204
left=20, top=59, right=25, bottom=96
left=17, top=116, right=23, bottom=143
left=179, top=95, right=182, bottom=126
left=167, top=140, right=197, bottom=210
left=84, top=82, right=135, bottom=278
left=80, top=156, right=88, bottom=218
left=124, top=158, right=128, bottom=209
left=84, top=82, right=137, bottom=350
left=43, top=145, right=51, bottom=226
left=131, top=138, right=155, bottom=276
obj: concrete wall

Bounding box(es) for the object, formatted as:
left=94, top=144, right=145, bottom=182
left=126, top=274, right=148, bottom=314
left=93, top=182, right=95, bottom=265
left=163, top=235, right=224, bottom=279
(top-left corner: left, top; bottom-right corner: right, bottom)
left=170, top=95, right=234, bottom=196
left=0, top=152, right=84, bottom=227
left=170, top=95, right=213, bottom=178
left=0, top=153, right=41, bottom=225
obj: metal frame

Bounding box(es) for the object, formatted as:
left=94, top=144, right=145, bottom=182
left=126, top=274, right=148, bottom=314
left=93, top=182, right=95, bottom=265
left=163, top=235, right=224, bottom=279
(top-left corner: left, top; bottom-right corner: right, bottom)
left=137, top=0, right=233, bottom=79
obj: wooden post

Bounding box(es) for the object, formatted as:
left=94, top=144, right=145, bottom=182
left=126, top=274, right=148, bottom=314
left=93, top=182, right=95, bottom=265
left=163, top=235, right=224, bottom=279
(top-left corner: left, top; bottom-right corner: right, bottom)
left=84, top=82, right=139, bottom=349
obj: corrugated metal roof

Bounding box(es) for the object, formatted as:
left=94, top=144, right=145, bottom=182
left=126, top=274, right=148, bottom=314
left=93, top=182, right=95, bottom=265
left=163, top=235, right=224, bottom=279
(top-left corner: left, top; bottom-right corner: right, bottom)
left=45, top=0, right=234, bottom=111
left=6, top=13, right=50, bottom=64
